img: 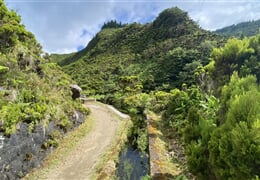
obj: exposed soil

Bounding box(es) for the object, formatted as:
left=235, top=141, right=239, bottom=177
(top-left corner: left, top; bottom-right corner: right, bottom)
left=32, top=102, right=126, bottom=180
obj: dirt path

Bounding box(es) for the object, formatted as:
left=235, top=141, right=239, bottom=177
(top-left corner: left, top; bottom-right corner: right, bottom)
left=38, top=102, right=127, bottom=180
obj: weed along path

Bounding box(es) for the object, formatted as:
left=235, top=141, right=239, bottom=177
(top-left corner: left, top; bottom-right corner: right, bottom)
left=25, top=101, right=129, bottom=180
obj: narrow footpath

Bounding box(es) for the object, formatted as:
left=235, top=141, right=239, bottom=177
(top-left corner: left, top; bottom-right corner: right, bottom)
left=29, top=102, right=128, bottom=180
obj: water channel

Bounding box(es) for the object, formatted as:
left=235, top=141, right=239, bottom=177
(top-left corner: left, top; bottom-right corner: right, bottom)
left=116, top=145, right=149, bottom=180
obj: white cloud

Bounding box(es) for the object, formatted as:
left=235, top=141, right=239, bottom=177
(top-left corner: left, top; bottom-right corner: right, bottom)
left=186, top=2, right=260, bottom=30
left=6, top=1, right=116, bottom=53
left=5, top=0, right=260, bottom=53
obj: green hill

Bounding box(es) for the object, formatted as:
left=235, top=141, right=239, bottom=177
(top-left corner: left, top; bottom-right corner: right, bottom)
left=54, top=7, right=224, bottom=97
left=2, top=2, right=259, bottom=179
left=52, top=7, right=260, bottom=179
left=215, top=19, right=260, bottom=38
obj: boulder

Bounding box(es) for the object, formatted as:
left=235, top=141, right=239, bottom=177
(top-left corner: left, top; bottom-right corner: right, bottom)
left=70, top=84, right=82, bottom=100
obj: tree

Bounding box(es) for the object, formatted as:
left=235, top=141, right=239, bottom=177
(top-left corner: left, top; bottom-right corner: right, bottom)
left=218, top=72, right=257, bottom=125
left=101, top=20, right=124, bottom=29
left=208, top=75, right=260, bottom=179
left=211, top=38, right=254, bottom=90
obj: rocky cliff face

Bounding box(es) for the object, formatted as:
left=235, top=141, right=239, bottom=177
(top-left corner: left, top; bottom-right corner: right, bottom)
left=0, top=111, right=85, bottom=179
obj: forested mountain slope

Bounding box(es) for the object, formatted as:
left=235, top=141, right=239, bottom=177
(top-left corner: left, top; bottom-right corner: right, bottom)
left=0, top=1, right=88, bottom=179
left=53, top=7, right=260, bottom=179
left=54, top=7, right=225, bottom=96
left=215, top=19, right=260, bottom=38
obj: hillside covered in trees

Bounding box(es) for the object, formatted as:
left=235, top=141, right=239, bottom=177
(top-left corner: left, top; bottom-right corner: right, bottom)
left=215, top=19, right=260, bottom=38
left=53, top=7, right=260, bottom=179
left=0, top=1, right=88, bottom=179
left=55, top=7, right=225, bottom=94
left=1, top=0, right=260, bottom=178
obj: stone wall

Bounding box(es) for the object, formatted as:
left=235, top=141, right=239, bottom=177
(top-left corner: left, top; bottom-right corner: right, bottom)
left=146, top=112, right=181, bottom=180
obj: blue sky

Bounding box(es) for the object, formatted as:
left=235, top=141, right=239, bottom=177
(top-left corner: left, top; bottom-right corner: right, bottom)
left=5, top=0, right=260, bottom=53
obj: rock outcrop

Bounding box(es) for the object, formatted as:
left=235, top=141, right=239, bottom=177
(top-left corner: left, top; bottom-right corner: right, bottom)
left=0, top=112, right=85, bottom=179
left=70, top=84, right=82, bottom=100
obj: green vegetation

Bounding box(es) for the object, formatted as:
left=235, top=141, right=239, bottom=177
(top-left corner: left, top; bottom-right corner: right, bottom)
left=161, top=35, right=260, bottom=179
left=3, top=0, right=259, bottom=178
left=101, top=20, right=125, bottom=30
left=52, top=6, right=260, bottom=179
left=0, top=65, right=9, bottom=73
left=52, top=7, right=225, bottom=155
left=0, top=0, right=88, bottom=137
left=210, top=36, right=260, bottom=93
left=215, top=19, right=260, bottom=38
left=55, top=7, right=224, bottom=96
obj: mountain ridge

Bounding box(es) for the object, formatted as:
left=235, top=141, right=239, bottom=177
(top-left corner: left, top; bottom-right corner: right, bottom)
left=215, top=19, right=260, bottom=38
left=2, top=3, right=259, bottom=179
left=53, top=7, right=225, bottom=96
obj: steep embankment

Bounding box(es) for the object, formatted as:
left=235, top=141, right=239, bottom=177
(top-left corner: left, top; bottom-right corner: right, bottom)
left=25, top=102, right=130, bottom=180
left=0, top=1, right=88, bottom=179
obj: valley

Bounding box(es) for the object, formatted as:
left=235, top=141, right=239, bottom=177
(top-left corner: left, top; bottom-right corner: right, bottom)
left=0, top=0, right=260, bottom=179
